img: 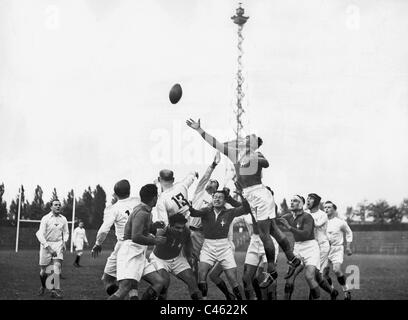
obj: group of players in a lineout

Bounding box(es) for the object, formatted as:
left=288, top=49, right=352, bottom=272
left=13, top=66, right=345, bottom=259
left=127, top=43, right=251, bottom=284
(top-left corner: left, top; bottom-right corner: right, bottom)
left=35, top=119, right=353, bottom=300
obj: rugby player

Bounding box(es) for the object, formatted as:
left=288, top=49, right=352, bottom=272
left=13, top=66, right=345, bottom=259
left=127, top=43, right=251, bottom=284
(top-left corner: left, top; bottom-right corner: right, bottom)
left=324, top=201, right=353, bottom=300
left=186, top=118, right=300, bottom=287
left=155, top=170, right=198, bottom=225
left=73, top=221, right=88, bottom=267
left=36, top=199, right=69, bottom=299
left=149, top=213, right=202, bottom=300
left=190, top=152, right=221, bottom=279
left=306, top=193, right=339, bottom=299
left=278, top=195, right=321, bottom=300
left=91, top=180, right=140, bottom=297
left=189, top=189, right=252, bottom=300
left=109, top=184, right=167, bottom=300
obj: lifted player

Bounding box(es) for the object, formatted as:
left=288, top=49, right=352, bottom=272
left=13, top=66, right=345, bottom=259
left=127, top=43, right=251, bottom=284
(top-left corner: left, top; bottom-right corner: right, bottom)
left=149, top=214, right=202, bottom=300
left=324, top=201, right=353, bottom=300
left=186, top=118, right=300, bottom=287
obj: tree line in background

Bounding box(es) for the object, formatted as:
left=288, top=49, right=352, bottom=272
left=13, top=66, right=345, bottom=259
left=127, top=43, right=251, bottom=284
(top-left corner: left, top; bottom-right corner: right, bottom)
left=279, top=197, right=408, bottom=224
left=1, top=182, right=408, bottom=228
left=0, top=182, right=110, bottom=229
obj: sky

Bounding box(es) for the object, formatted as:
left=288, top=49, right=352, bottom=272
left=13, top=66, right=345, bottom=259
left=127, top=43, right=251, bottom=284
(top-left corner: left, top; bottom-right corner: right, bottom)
left=1, top=0, right=408, bottom=215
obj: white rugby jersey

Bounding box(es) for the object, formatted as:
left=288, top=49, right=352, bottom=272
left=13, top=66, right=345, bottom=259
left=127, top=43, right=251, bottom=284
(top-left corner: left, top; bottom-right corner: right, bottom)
left=327, top=216, right=353, bottom=246
left=190, top=189, right=213, bottom=228
left=73, top=227, right=88, bottom=244
left=155, top=172, right=196, bottom=225
left=36, top=212, right=69, bottom=248
left=307, top=209, right=329, bottom=244
left=95, top=196, right=140, bottom=245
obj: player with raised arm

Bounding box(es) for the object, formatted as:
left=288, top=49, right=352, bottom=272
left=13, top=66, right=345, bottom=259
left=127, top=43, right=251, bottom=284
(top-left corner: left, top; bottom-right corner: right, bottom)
left=278, top=195, right=321, bottom=300
left=189, top=189, right=251, bottom=300
left=109, top=184, right=166, bottom=300
left=149, top=214, right=202, bottom=300
left=73, top=221, right=88, bottom=267
left=36, top=199, right=69, bottom=299
left=190, top=152, right=221, bottom=279
left=306, top=193, right=339, bottom=299
left=324, top=201, right=353, bottom=300
left=186, top=118, right=301, bottom=287
left=91, top=180, right=140, bottom=297
left=155, top=170, right=198, bottom=225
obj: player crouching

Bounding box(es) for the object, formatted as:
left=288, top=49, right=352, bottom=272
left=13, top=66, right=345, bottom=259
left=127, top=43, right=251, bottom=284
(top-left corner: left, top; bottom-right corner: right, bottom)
left=149, top=214, right=202, bottom=300
left=108, top=184, right=167, bottom=300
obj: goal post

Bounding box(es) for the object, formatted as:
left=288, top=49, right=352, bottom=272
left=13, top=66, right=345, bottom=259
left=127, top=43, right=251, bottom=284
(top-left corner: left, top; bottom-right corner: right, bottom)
left=15, top=188, right=77, bottom=253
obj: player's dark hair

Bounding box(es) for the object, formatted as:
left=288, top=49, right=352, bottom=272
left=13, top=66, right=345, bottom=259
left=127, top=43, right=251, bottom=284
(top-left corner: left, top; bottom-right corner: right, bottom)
left=169, top=213, right=188, bottom=226
left=114, top=179, right=130, bottom=199
left=159, top=169, right=174, bottom=182
left=139, top=184, right=158, bottom=204
left=214, top=190, right=228, bottom=199
left=325, top=201, right=337, bottom=210
left=51, top=198, right=61, bottom=205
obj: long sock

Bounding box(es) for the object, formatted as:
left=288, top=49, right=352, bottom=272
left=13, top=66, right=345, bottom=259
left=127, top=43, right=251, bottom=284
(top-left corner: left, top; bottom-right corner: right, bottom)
left=316, top=271, right=334, bottom=294
left=267, top=282, right=277, bottom=300
left=141, top=287, right=158, bottom=300
left=40, top=273, right=47, bottom=288
left=233, top=286, right=243, bottom=300
left=129, top=289, right=139, bottom=300
left=215, top=280, right=232, bottom=300
left=158, top=287, right=167, bottom=300
left=326, top=276, right=333, bottom=287
left=198, top=282, right=208, bottom=298
left=53, top=263, right=61, bottom=290
left=310, top=287, right=320, bottom=300
left=275, top=236, right=295, bottom=261
left=284, top=283, right=294, bottom=300
left=252, top=278, right=262, bottom=300
left=191, top=291, right=202, bottom=300
left=337, top=275, right=349, bottom=291
left=106, top=284, right=119, bottom=295
left=75, top=256, right=79, bottom=264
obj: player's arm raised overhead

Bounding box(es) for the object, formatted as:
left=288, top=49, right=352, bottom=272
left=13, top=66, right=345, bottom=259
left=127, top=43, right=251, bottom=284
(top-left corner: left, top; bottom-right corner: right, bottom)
left=223, top=187, right=242, bottom=208
left=132, top=213, right=165, bottom=246
left=195, top=152, right=221, bottom=195
left=181, top=171, right=199, bottom=190
left=186, top=118, right=238, bottom=162
left=95, top=207, right=116, bottom=246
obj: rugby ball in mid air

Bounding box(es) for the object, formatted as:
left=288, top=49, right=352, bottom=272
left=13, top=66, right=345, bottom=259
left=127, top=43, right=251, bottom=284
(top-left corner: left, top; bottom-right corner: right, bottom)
left=169, top=83, right=183, bottom=104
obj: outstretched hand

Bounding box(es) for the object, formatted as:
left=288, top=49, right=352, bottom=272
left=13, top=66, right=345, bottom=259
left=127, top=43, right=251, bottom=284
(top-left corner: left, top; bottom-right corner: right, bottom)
left=186, top=118, right=201, bottom=130
left=214, top=152, right=221, bottom=165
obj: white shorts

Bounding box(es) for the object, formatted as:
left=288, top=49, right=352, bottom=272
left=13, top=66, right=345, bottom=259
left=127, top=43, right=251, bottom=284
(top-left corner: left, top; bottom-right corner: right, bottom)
left=293, top=240, right=320, bottom=268
left=149, top=252, right=191, bottom=276
left=244, top=235, right=279, bottom=267
left=116, top=240, right=156, bottom=282
left=190, top=229, right=205, bottom=261
left=39, top=241, right=64, bottom=266
left=104, top=240, right=123, bottom=277
left=318, top=241, right=330, bottom=270
left=74, top=240, right=84, bottom=252
left=200, top=239, right=236, bottom=270
left=328, top=245, right=344, bottom=265
left=243, top=184, right=276, bottom=221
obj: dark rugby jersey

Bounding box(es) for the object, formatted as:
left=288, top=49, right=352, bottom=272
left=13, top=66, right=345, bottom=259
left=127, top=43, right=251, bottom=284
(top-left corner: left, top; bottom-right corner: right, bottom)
left=153, top=225, right=191, bottom=260
left=123, top=203, right=152, bottom=242
left=281, top=211, right=315, bottom=242
left=233, top=152, right=268, bottom=189
left=189, top=199, right=251, bottom=239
